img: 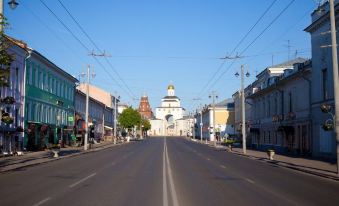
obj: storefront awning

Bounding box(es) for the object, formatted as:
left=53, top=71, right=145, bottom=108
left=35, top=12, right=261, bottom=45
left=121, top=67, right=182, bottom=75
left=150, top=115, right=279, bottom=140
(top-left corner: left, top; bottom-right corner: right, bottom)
left=104, top=125, right=113, bottom=130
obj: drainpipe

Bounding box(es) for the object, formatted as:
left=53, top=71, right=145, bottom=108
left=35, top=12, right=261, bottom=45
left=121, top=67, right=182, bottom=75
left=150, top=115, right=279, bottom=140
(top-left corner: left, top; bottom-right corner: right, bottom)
left=22, top=50, right=31, bottom=150
left=301, top=69, right=312, bottom=154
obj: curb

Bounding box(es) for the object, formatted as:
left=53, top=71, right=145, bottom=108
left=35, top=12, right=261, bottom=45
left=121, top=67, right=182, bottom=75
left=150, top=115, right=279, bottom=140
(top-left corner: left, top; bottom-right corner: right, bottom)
left=0, top=141, right=130, bottom=173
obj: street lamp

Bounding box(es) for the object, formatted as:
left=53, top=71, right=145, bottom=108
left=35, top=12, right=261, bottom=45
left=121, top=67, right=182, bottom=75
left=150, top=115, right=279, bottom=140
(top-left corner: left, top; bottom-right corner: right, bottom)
left=8, top=0, right=18, bottom=10
left=1, top=0, right=19, bottom=32
left=235, top=65, right=250, bottom=154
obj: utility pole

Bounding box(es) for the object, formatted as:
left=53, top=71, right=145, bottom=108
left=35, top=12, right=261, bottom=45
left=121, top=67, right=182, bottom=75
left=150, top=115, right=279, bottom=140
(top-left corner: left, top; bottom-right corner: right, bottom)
left=209, top=91, right=218, bottom=146
left=84, top=65, right=90, bottom=150
left=241, top=65, right=247, bottom=154
left=114, top=93, right=119, bottom=144
left=235, top=65, right=250, bottom=154
left=329, top=0, right=339, bottom=175
left=200, top=105, right=203, bottom=142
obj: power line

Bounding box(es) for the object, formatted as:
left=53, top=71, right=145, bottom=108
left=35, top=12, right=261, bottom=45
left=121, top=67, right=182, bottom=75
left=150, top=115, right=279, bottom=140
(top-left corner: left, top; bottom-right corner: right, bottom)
left=197, top=0, right=278, bottom=97
left=57, top=0, right=137, bottom=99
left=202, top=0, right=296, bottom=96
left=39, top=0, right=135, bottom=100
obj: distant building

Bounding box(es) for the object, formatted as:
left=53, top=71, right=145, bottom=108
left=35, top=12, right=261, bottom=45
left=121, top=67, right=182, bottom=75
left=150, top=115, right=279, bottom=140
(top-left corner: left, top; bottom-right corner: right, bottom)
left=195, top=99, right=235, bottom=141
left=138, top=95, right=153, bottom=119
left=77, top=83, right=119, bottom=139
left=150, top=84, right=187, bottom=136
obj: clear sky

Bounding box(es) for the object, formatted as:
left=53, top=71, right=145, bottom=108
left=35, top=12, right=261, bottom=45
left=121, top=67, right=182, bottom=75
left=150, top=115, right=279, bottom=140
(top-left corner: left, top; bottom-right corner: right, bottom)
left=4, top=0, right=318, bottom=113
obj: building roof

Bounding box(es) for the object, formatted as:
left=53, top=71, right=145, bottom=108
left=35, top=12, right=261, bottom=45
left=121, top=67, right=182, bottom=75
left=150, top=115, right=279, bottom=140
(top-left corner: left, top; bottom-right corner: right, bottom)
left=162, top=96, right=180, bottom=100
left=270, top=57, right=308, bottom=68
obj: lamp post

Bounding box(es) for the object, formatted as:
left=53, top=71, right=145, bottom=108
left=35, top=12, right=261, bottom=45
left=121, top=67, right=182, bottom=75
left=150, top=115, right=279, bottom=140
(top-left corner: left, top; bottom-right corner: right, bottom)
left=1, top=0, right=19, bottom=32
left=209, top=91, right=218, bottom=146
left=235, top=65, right=250, bottom=154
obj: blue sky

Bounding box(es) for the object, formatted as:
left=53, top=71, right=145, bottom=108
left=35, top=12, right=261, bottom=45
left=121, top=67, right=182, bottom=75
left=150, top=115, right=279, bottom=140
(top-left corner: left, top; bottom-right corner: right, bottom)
left=5, top=0, right=318, bottom=113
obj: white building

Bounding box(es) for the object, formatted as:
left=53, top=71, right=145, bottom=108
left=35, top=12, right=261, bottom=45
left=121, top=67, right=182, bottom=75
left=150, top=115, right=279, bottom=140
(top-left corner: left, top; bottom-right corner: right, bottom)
left=150, top=84, right=187, bottom=136
left=304, top=0, right=339, bottom=158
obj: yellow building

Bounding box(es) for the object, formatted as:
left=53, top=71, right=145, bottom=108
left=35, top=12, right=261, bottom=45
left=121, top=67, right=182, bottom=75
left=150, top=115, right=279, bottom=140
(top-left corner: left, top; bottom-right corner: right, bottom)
left=195, top=99, right=235, bottom=141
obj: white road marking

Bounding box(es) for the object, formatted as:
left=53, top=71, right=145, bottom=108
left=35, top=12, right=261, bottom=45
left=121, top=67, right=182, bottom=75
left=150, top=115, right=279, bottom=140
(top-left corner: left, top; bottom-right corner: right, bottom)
left=220, top=165, right=226, bottom=169
left=32, top=197, right=51, bottom=206
left=69, top=173, right=96, bottom=188
left=245, top=178, right=255, bottom=184
left=165, top=138, right=179, bottom=206
left=206, top=158, right=211, bottom=161
left=163, top=138, right=168, bottom=206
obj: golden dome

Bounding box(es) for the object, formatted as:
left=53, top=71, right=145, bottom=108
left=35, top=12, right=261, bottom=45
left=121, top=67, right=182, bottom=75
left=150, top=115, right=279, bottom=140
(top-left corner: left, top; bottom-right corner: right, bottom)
left=168, top=84, right=175, bottom=90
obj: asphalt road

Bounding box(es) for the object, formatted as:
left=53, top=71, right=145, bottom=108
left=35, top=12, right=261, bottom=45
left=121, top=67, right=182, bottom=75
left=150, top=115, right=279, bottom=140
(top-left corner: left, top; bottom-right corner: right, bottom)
left=1, top=137, right=339, bottom=206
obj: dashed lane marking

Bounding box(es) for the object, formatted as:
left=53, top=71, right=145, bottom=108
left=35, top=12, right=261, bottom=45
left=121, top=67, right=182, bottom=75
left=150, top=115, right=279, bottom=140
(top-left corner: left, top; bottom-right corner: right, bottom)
left=32, top=197, right=51, bottom=206
left=69, top=173, right=96, bottom=188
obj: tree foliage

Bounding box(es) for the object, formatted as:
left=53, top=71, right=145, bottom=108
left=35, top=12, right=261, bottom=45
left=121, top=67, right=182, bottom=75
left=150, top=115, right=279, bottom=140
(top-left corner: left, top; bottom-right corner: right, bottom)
left=0, top=14, right=13, bottom=87
left=118, top=107, right=141, bottom=129
left=141, top=118, right=151, bottom=131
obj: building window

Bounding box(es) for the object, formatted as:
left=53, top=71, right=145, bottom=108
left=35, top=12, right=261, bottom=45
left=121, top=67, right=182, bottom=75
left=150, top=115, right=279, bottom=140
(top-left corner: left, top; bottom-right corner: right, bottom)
left=274, top=96, right=278, bottom=115
left=15, top=68, right=19, bottom=92
left=32, top=67, right=36, bottom=87
left=322, top=68, right=328, bottom=100
left=39, top=71, right=43, bottom=89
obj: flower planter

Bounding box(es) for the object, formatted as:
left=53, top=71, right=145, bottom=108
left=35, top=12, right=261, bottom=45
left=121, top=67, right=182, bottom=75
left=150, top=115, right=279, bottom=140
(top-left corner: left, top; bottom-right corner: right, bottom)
left=51, top=149, right=60, bottom=158
left=267, top=150, right=275, bottom=160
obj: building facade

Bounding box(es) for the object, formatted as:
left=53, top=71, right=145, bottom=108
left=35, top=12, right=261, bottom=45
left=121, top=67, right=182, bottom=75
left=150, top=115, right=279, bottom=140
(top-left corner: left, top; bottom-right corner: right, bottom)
left=305, top=0, right=339, bottom=158
left=138, top=95, right=153, bottom=119
left=248, top=60, right=312, bottom=154
left=75, top=90, right=108, bottom=143
left=0, top=36, right=27, bottom=154
left=24, top=50, right=77, bottom=150
left=77, top=83, right=117, bottom=139
left=195, top=99, right=235, bottom=141
left=150, top=84, right=187, bottom=136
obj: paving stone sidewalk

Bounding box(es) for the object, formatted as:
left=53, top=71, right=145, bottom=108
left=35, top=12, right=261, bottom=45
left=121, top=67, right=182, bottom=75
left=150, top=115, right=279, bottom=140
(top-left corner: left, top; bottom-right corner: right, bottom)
left=0, top=140, right=125, bottom=173
left=227, top=147, right=338, bottom=180
left=191, top=139, right=339, bottom=181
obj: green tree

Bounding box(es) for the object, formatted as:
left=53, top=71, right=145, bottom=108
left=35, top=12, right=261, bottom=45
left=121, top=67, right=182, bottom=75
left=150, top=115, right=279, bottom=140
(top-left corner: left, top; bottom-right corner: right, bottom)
left=0, top=14, right=13, bottom=87
left=141, top=118, right=151, bottom=132
left=118, top=107, right=141, bottom=131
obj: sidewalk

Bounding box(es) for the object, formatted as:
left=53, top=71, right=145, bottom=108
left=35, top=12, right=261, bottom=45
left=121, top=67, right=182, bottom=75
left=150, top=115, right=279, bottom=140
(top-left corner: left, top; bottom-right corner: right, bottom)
left=0, top=140, right=125, bottom=173
left=229, top=147, right=338, bottom=181
left=191, top=139, right=339, bottom=181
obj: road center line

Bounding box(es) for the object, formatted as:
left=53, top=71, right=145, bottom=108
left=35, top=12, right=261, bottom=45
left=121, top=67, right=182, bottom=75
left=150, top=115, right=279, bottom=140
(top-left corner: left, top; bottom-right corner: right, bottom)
left=220, top=165, right=226, bottom=169
left=69, top=173, right=96, bottom=188
left=32, top=197, right=51, bottom=206
left=163, top=138, right=168, bottom=206
left=165, top=138, right=179, bottom=206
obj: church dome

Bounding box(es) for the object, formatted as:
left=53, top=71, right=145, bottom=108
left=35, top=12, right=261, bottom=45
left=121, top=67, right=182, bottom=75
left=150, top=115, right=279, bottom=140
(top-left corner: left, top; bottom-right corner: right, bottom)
left=168, top=84, right=175, bottom=90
